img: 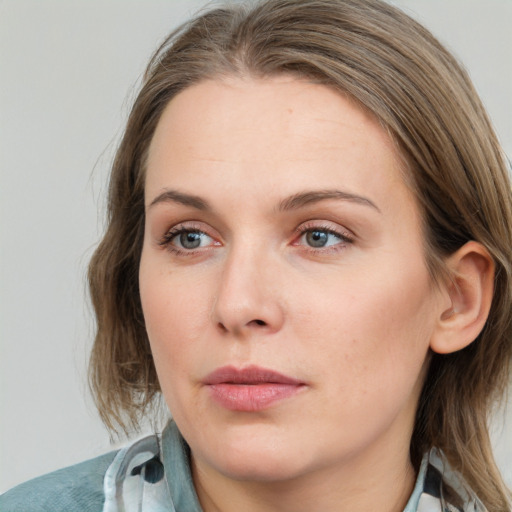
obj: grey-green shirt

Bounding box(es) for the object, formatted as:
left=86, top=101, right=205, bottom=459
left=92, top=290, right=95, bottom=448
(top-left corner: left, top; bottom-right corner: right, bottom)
left=0, top=421, right=486, bottom=511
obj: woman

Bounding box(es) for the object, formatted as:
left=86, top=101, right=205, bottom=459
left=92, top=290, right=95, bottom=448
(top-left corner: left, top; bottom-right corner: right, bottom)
left=2, top=0, right=511, bottom=510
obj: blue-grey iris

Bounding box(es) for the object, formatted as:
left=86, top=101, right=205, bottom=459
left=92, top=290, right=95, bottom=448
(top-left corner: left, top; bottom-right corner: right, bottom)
left=306, top=231, right=328, bottom=247
left=180, top=232, right=202, bottom=249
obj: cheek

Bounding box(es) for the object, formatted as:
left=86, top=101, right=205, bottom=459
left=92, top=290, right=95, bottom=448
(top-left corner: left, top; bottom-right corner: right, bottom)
left=297, top=260, right=436, bottom=404
left=139, top=253, right=213, bottom=385
left=139, top=273, right=204, bottom=423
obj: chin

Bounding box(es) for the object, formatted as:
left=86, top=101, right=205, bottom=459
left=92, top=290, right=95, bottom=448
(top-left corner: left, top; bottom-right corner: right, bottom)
left=213, top=450, right=308, bottom=483
left=197, top=426, right=312, bottom=482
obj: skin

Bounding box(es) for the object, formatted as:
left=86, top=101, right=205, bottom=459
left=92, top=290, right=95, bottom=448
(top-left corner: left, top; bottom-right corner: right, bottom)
left=139, top=76, right=450, bottom=512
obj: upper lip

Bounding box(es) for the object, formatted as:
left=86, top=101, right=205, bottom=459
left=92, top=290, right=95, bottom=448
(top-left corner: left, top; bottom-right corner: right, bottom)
left=203, top=365, right=303, bottom=385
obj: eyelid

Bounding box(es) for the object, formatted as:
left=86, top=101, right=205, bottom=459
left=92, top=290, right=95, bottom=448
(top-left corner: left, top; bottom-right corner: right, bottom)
left=293, top=220, right=354, bottom=240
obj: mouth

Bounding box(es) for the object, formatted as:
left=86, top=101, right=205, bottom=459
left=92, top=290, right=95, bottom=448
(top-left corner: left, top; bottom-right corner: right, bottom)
left=203, top=365, right=306, bottom=412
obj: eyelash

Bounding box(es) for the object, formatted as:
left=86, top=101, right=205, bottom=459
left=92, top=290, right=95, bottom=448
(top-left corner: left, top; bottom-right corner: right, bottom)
left=158, top=222, right=354, bottom=256
left=158, top=223, right=216, bottom=256
left=292, top=223, right=354, bottom=253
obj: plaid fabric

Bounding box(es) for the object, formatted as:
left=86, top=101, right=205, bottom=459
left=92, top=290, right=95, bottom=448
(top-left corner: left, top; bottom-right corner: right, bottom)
left=416, top=449, right=488, bottom=511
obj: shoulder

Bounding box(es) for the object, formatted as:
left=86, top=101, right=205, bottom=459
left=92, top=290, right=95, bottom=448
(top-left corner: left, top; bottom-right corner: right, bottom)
left=0, top=450, right=118, bottom=512
left=0, top=423, right=199, bottom=512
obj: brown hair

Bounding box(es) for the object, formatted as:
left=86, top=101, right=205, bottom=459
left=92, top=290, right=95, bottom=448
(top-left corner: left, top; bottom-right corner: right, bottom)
left=88, top=0, right=512, bottom=508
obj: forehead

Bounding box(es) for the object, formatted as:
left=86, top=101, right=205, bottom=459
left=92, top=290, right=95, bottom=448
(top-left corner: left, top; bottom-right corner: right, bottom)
left=145, top=76, right=415, bottom=220
left=148, top=76, right=393, bottom=162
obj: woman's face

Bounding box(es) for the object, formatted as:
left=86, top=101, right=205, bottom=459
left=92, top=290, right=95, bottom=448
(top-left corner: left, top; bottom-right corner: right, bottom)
left=140, top=76, right=444, bottom=483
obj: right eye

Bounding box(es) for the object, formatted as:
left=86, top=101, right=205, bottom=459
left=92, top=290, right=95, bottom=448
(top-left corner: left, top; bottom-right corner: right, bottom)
left=159, top=225, right=220, bottom=255
left=172, top=230, right=212, bottom=249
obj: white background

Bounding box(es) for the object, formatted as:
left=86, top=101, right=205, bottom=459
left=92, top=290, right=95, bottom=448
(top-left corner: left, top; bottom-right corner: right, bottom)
left=1, top=0, right=511, bottom=494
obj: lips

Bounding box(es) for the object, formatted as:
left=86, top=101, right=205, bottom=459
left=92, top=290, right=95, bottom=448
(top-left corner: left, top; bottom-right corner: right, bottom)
left=203, top=365, right=305, bottom=412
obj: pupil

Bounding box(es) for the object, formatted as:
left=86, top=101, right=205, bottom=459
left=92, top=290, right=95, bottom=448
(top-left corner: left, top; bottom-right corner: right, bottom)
left=306, top=231, right=327, bottom=247
left=180, top=232, right=201, bottom=249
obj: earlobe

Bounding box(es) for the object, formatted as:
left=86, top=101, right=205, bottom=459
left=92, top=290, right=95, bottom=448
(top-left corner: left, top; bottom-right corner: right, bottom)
left=430, top=241, right=495, bottom=355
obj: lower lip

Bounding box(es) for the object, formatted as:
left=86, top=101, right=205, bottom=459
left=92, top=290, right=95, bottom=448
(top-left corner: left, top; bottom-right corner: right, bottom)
left=207, top=383, right=304, bottom=412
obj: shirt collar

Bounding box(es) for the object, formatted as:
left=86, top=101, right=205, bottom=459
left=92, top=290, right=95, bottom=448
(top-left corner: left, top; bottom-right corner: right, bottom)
left=161, top=420, right=203, bottom=512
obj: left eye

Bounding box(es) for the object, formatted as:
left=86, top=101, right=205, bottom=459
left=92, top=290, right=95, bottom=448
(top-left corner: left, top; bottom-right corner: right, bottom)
left=299, top=229, right=344, bottom=248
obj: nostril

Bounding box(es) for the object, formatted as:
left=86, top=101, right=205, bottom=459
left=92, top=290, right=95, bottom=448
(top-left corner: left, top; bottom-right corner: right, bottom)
left=215, top=319, right=268, bottom=333
left=217, top=322, right=228, bottom=332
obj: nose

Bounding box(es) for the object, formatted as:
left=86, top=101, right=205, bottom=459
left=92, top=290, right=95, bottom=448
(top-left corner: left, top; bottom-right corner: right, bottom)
left=211, top=243, right=285, bottom=337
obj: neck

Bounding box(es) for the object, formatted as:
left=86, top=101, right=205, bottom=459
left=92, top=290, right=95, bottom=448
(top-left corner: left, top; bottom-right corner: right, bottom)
left=192, top=440, right=417, bottom=512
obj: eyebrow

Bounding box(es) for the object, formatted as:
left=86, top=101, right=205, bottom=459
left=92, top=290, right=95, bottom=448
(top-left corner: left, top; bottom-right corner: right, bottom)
left=148, top=188, right=380, bottom=213
left=148, top=189, right=210, bottom=210
left=277, top=189, right=380, bottom=213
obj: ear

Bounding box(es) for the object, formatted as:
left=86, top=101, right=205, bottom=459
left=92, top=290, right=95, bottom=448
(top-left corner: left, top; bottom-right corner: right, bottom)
left=430, top=241, right=495, bottom=354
